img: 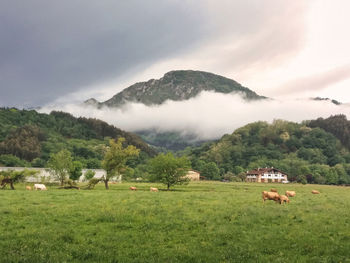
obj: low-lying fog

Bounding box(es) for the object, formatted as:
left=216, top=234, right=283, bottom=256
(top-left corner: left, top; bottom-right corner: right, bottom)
left=41, top=92, right=350, bottom=141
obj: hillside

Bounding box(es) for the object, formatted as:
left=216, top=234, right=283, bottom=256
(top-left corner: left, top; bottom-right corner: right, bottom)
left=87, top=70, right=267, bottom=108
left=0, top=108, right=156, bottom=168
left=308, top=114, right=350, bottom=149
left=137, top=130, right=210, bottom=152
left=186, top=119, right=350, bottom=185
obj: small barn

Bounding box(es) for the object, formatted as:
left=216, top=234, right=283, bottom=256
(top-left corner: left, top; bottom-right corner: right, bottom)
left=186, top=170, right=200, bottom=181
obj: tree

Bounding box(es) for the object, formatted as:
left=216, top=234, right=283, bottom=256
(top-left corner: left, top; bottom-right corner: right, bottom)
left=148, top=152, right=191, bottom=190
left=47, top=150, right=73, bottom=186
left=69, top=161, right=83, bottom=181
left=0, top=154, right=30, bottom=167
left=84, top=170, right=96, bottom=181
left=200, top=162, right=220, bottom=180
left=102, top=138, right=140, bottom=189
left=0, top=169, right=38, bottom=190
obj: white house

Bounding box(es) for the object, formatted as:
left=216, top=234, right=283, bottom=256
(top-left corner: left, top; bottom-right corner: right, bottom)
left=246, top=167, right=288, bottom=183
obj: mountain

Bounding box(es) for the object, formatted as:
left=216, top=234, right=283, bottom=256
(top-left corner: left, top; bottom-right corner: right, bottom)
left=86, top=70, right=267, bottom=108
left=0, top=108, right=156, bottom=168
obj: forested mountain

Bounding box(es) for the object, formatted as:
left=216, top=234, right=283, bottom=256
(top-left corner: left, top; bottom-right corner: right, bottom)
left=0, top=108, right=156, bottom=168
left=86, top=70, right=267, bottom=108
left=186, top=119, right=350, bottom=185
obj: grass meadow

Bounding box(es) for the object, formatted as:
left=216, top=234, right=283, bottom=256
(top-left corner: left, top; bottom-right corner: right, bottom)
left=0, top=181, right=349, bottom=263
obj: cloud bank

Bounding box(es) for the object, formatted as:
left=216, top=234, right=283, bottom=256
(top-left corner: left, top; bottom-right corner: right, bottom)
left=41, top=92, right=350, bottom=141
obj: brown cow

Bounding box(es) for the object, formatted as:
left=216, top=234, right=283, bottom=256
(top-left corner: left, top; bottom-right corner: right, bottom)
left=279, top=195, right=290, bottom=204
left=285, top=190, right=296, bottom=197
left=150, top=187, right=158, bottom=192
left=25, top=186, right=32, bottom=190
left=262, top=191, right=280, bottom=203
left=270, top=188, right=278, bottom=193
left=129, top=186, right=137, bottom=191
left=311, top=190, right=320, bottom=194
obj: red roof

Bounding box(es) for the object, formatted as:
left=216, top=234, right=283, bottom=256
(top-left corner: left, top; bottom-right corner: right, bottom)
left=246, top=167, right=287, bottom=176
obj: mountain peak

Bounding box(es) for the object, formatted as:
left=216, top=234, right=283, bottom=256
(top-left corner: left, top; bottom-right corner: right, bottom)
left=87, top=70, right=267, bottom=108
left=84, top=98, right=100, bottom=106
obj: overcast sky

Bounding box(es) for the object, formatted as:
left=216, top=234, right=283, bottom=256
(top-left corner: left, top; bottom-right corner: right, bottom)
left=1, top=0, right=350, bottom=107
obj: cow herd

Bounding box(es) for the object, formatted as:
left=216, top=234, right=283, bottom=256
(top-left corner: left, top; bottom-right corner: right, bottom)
left=24, top=184, right=47, bottom=191
left=25, top=184, right=159, bottom=192
left=262, top=188, right=320, bottom=204
left=25, top=183, right=321, bottom=204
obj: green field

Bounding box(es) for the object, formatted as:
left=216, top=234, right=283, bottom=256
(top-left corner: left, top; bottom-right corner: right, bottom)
left=0, top=182, right=349, bottom=262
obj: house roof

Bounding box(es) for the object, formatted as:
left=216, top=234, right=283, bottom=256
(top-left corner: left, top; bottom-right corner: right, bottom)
left=246, top=167, right=287, bottom=176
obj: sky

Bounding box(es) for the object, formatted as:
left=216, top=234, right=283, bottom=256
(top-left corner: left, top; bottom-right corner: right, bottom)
left=1, top=0, right=349, bottom=107
left=2, top=1, right=350, bottom=139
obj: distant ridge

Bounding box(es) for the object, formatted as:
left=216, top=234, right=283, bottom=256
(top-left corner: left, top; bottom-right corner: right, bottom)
left=312, top=97, right=342, bottom=105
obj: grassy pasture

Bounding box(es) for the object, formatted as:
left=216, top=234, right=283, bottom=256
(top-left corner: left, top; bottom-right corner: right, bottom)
left=0, top=182, right=349, bottom=263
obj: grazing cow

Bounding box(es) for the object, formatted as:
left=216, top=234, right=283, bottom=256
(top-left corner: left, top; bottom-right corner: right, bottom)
left=311, top=190, right=320, bottom=194
left=129, top=186, right=137, bottom=191
left=262, top=191, right=280, bottom=203
left=279, top=195, right=290, bottom=204
left=34, top=184, right=47, bottom=191
left=25, top=186, right=32, bottom=190
left=270, top=188, right=278, bottom=193
left=285, top=190, right=296, bottom=197
left=150, top=187, right=158, bottom=192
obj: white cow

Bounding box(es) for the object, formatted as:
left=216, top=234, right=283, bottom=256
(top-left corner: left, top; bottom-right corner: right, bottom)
left=34, top=184, right=47, bottom=191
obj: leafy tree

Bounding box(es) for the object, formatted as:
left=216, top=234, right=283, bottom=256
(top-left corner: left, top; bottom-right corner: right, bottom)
left=200, top=162, right=220, bottom=180
left=102, top=138, right=140, bottom=189
left=148, top=152, right=191, bottom=190
left=122, top=167, right=135, bottom=181
left=47, top=150, right=73, bottom=186
left=84, top=170, right=96, bottom=181
left=69, top=161, right=83, bottom=181
left=86, top=158, right=102, bottom=169
left=0, top=154, right=30, bottom=167
left=0, top=169, right=38, bottom=190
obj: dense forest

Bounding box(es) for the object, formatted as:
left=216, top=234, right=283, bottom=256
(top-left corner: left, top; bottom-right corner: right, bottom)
left=0, top=108, right=156, bottom=168
left=308, top=114, right=350, bottom=150
left=186, top=117, right=350, bottom=185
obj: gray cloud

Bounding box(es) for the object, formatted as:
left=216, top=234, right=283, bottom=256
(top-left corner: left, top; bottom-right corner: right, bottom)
left=0, top=0, right=208, bottom=106
left=0, top=1, right=308, bottom=107
left=272, top=64, right=350, bottom=96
